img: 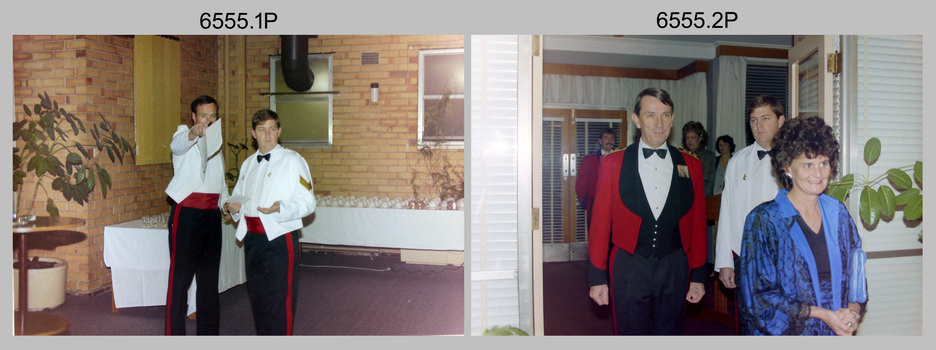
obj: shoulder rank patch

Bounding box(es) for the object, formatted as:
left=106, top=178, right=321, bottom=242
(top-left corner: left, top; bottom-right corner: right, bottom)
left=678, top=147, right=699, bottom=160
left=299, top=176, right=312, bottom=191
left=607, top=148, right=624, bottom=155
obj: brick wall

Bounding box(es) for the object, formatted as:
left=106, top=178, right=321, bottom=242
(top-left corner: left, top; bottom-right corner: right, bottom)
left=13, top=35, right=219, bottom=294
left=12, top=34, right=460, bottom=294
left=234, top=35, right=465, bottom=200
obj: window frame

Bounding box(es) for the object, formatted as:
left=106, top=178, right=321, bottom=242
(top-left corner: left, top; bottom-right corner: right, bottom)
left=418, top=48, right=465, bottom=148
left=269, top=52, right=334, bottom=148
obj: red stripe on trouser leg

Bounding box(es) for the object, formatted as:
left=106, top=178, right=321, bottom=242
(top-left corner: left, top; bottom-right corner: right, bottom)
left=608, top=246, right=618, bottom=335
left=285, top=232, right=295, bottom=335
left=166, top=203, right=183, bottom=335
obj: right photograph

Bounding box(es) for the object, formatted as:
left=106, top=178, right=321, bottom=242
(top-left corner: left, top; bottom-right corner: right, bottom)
left=468, top=35, right=922, bottom=336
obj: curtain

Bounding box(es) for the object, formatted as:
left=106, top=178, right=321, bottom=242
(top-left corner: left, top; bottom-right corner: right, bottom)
left=543, top=73, right=707, bottom=146
left=714, top=55, right=747, bottom=150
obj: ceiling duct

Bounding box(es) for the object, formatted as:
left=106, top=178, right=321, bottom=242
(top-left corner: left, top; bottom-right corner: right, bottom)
left=280, top=35, right=314, bottom=92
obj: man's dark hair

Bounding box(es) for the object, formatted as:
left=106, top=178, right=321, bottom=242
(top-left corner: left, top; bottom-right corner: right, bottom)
left=633, top=87, right=674, bottom=116
left=251, top=109, right=281, bottom=129
left=770, top=116, right=840, bottom=191
left=746, top=95, right=784, bottom=119
left=190, top=95, right=218, bottom=114
left=598, top=127, right=616, bottom=142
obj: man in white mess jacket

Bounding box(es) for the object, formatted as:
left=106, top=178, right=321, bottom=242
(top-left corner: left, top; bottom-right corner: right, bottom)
left=225, top=109, right=316, bottom=335
left=164, top=95, right=229, bottom=335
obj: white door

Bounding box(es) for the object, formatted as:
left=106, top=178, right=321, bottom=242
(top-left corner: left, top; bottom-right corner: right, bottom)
left=788, top=35, right=835, bottom=125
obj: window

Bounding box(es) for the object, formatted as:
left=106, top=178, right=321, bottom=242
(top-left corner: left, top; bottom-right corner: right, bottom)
left=418, top=48, right=465, bottom=147
left=744, top=63, right=788, bottom=145
left=269, top=53, right=333, bottom=148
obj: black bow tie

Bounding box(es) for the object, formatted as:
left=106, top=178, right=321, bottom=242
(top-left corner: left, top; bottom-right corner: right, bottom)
left=257, top=153, right=271, bottom=163
left=643, top=148, right=667, bottom=159
left=757, top=150, right=769, bottom=160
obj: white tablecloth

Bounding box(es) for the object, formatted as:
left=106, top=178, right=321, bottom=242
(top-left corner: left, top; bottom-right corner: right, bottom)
left=299, top=207, right=463, bottom=250
left=103, top=219, right=245, bottom=315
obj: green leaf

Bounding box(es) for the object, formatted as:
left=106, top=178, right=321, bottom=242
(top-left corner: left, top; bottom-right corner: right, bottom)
left=62, top=183, right=72, bottom=201
left=13, top=169, right=25, bottom=191
left=100, top=121, right=110, bottom=132
left=23, top=104, right=32, bottom=117
left=878, top=186, right=896, bottom=218
left=66, top=152, right=83, bottom=165
left=826, top=174, right=854, bottom=202
left=863, top=137, right=881, bottom=166
left=51, top=177, right=65, bottom=191
left=73, top=114, right=85, bottom=132
left=859, top=186, right=880, bottom=227
left=887, top=168, right=913, bottom=190
left=46, top=199, right=59, bottom=217
left=914, top=161, right=922, bottom=186
left=895, top=188, right=921, bottom=206
left=76, top=142, right=90, bottom=159
left=13, top=153, right=22, bottom=169
left=904, top=194, right=923, bottom=221
left=87, top=170, right=96, bottom=190
left=76, top=167, right=86, bottom=184
left=105, top=146, right=115, bottom=163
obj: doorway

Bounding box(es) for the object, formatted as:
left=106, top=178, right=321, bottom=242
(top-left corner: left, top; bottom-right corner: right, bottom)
left=542, top=108, right=626, bottom=262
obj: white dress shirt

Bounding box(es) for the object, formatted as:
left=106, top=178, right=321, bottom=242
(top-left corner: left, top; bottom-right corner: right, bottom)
left=637, top=139, right=673, bottom=220
left=714, top=142, right=781, bottom=271
left=165, top=124, right=228, bottom=208
left=230, top=144, right=317, bottom=241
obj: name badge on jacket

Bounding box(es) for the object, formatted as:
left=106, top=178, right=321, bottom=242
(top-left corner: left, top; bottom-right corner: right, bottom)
left=677, top=165, right=690, bottom=178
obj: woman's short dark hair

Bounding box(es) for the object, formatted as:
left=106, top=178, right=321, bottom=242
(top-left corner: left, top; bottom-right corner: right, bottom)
left=716, top=135, right=736, bottom=154
left=681, top=121, right=708, bottom=148
left=770, top=116, right=840, bottom=191
left=191, top=95, right=218, bottom=114
left=251, top=109, right=281, bottom=129
left=633, top=87, right=674, bottom=116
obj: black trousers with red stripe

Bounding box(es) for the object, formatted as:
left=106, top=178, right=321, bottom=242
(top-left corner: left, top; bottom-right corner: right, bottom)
left=166, top=203, right=222, bottom=335
left=609, top=246, right=689, bottom=335
left=243, top=230, right=300, bottom=335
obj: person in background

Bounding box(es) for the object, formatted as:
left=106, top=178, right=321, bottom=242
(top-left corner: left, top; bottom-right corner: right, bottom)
left=576, top=127, right=616, bottom=227
left=587, top=87, right=707, bottom=335
left=164, top=95, right=228, bottom=335
left=713, top=135, right=735, bottom=196
left=682, top=121, right=717, bottom=198
left=225, top=109, right=316, bottom=335
left=737, top=115, right=867, bottom=335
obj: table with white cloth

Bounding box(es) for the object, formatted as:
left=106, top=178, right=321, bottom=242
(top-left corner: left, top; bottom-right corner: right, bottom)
left=299, top=207, right=463, bottom=251
left=103, top=219, right=245, bottom=315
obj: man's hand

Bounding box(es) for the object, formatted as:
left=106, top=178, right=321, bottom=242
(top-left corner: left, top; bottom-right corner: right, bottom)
left=188, top=123, right=209, bottom=141
left=718, top=267, right=736, bottom=289
left=589, top=284, right=609, bottom=306
left=224, top=202, right=242, bottom=215
left=686, top=282, right=705, bottom=303
left=257, top=201, right=280, bottom=214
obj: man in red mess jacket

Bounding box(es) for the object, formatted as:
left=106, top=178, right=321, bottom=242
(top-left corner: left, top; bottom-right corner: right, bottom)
left=587, top=87, right=707, bottom=335
left=576, top=127, right=616, bottom=228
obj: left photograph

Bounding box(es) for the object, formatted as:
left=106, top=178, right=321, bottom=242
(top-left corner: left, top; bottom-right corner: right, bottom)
left=12, top=34, right=465, bottom=336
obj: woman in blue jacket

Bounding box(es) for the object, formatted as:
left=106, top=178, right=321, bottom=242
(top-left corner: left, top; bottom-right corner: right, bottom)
left=737, top=116, right=868, bottom=335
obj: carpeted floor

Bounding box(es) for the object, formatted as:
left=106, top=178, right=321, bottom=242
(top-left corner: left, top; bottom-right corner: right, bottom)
left=30, top=251, right=465, bottom=335
left=542, top=259, right=736, bottom=335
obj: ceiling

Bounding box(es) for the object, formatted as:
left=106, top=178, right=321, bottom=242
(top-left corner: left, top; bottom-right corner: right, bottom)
left=543, top=35, right=793, bottom=70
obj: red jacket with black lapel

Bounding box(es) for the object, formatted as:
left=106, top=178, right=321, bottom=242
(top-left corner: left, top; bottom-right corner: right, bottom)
left=587, top=142, right=707, bottom=286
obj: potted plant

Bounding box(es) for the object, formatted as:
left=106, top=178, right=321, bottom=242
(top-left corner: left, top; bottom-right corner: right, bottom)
left=12, top=91, right=135, bottom=220
left=12, top=91, right=134, bottom=308
left=827, top=137, right=922, bottom=240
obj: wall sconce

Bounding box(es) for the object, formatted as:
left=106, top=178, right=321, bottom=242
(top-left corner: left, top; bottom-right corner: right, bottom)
left=370, top=83, right=379, bottom=103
